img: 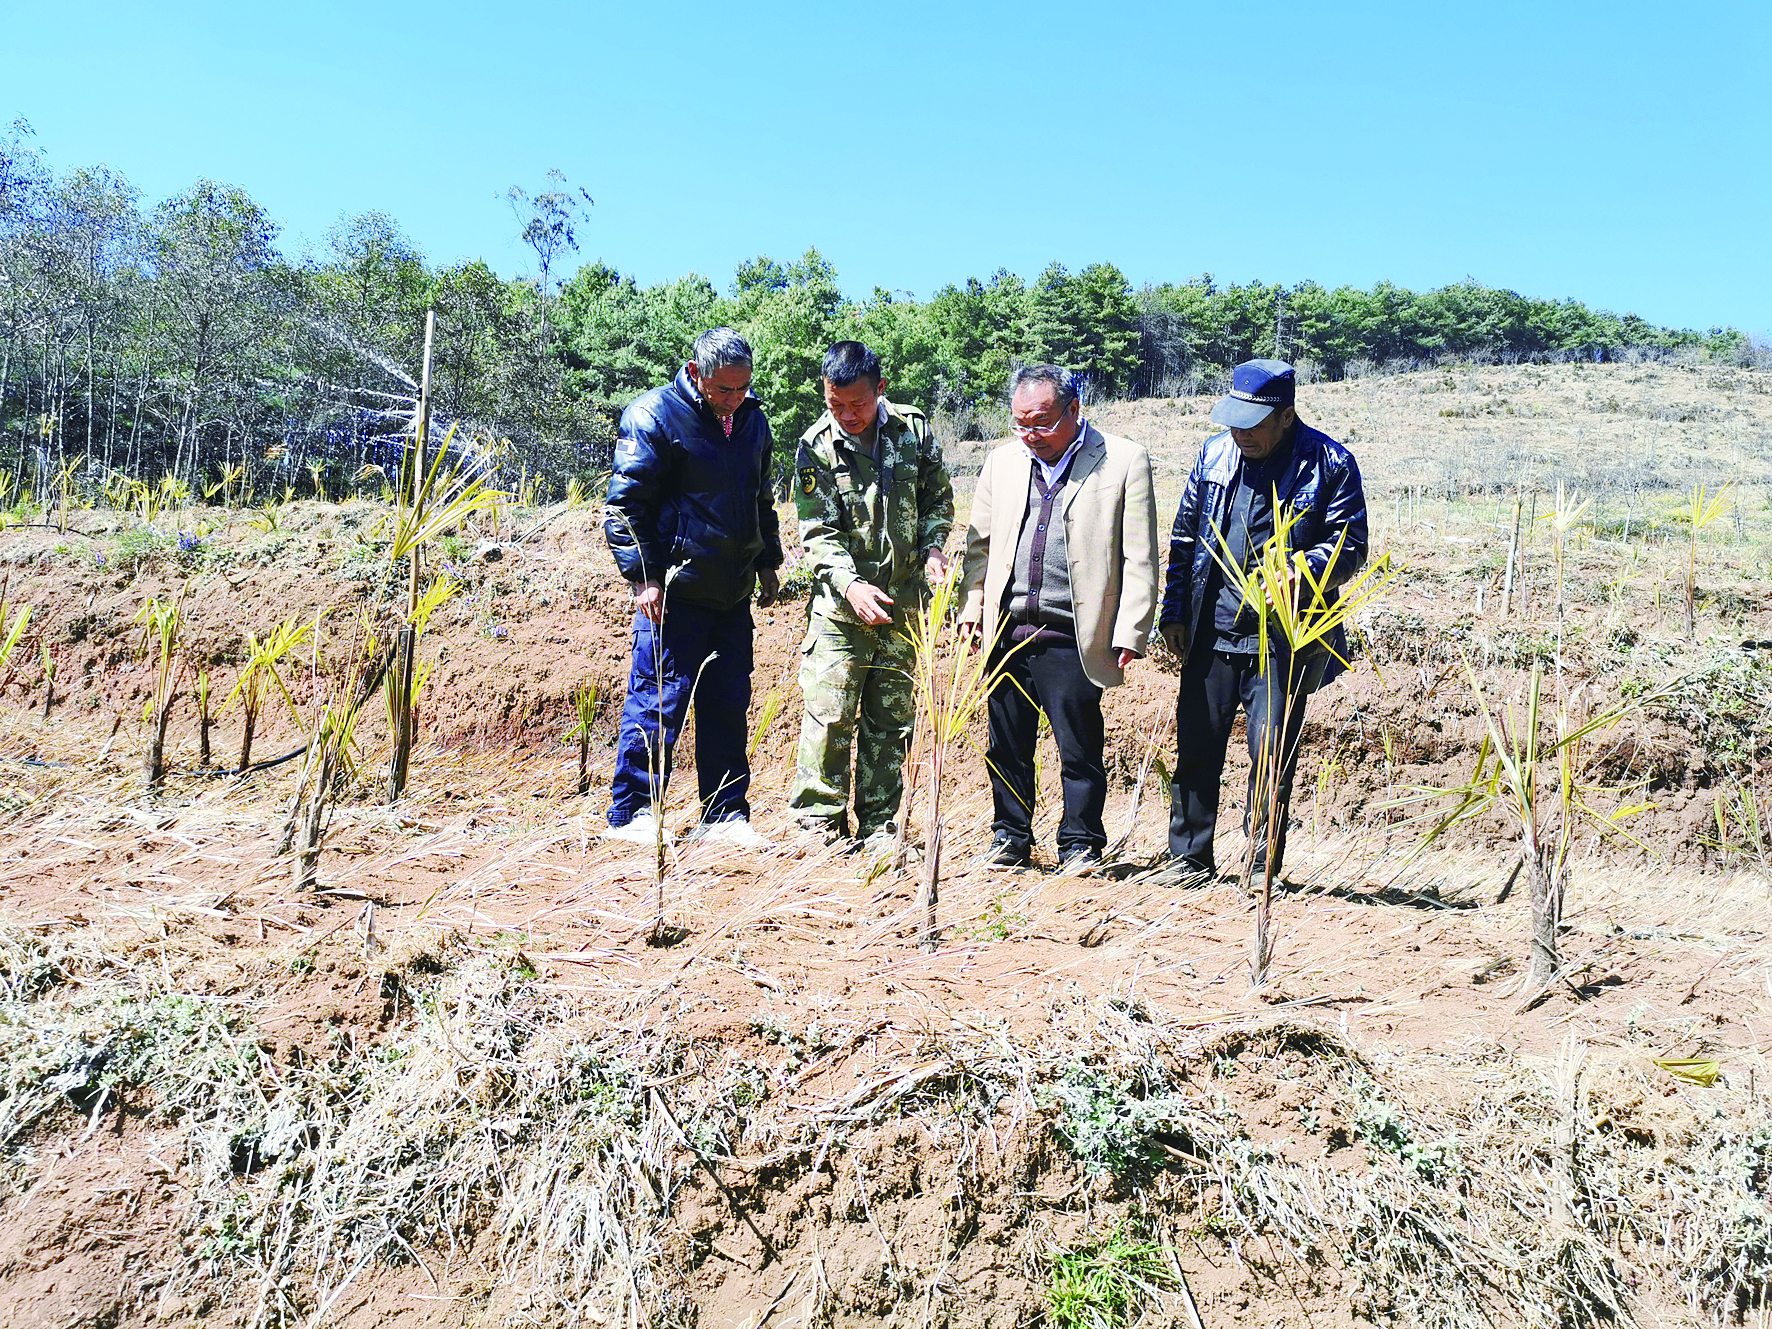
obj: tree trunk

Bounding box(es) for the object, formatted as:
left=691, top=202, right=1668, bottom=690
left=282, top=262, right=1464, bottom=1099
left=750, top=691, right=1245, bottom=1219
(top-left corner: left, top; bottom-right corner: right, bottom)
left=387, top=627, right=414, bottom=801
left=917, top=748, right=945, bottom=952
left=239, top=701, right=256, bottom=771
left=1521, top=844, right=1562, bottom=1005
left=145, top=693, right=178, bottom=788
left=294, top=746, right=335, bottom=891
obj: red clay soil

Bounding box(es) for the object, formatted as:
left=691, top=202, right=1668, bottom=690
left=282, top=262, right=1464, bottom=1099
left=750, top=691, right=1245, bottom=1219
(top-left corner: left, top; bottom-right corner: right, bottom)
left=0, top=499, right=1766, bottom=1328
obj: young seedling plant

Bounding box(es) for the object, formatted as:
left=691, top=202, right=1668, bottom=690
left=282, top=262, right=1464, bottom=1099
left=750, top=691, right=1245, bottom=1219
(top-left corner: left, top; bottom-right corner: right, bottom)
left=1683, top=480, right=1732, bottom=640
left=383, top=419, right=502, bottom=800
left=287, top=613, right=387, bottom=891
left=0, top=578, right=32, bottom=683
left=1208, top=500, right=1398, bottom=988
left=224, top=616, right=313, bottom=772
left=1391, top=658, right=1674, bottom=1007
left=133, top=587, right=187, bottom=788
left=567, top=683, right=599, bottom=796
left=903, top=563, right=1028, bottom=951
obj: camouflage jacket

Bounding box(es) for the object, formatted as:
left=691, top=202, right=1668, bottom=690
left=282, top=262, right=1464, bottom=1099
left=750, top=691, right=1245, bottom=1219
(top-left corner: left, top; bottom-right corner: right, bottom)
left=795, top=400, right=954, bottom=615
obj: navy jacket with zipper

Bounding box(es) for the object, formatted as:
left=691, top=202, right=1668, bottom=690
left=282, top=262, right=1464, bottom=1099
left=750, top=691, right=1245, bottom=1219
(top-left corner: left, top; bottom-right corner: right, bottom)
left=603, top=367, right=784, bottom=611
left=1160, top=421, right=1368, bottom=682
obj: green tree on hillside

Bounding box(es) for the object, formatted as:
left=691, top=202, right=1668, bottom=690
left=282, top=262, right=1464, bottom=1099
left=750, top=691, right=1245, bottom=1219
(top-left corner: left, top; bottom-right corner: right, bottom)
left=556, top=263, right=717, bottom=405
left=926, top=269, right=1029, bottom=408
left=723, top=247, right=843, bottom=456
left=1026, top=262, right=1140, bottom=396
left=844, top=289, right=950, bottom=416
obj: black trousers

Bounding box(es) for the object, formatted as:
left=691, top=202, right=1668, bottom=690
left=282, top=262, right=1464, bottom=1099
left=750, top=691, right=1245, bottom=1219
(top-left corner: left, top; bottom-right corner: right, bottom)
left=1168, top=643, right=1327, bottom=875
left=987, top=635, right=1107, bottom=858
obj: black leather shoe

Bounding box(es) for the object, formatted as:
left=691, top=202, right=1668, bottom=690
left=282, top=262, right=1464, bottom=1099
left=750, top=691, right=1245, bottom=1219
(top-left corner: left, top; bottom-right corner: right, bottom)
left=972, top=838, right=1032, bottom=870
left=1057, top=848, right=1104, bottom=874
left=1152, top=855, right=1215, bottom=887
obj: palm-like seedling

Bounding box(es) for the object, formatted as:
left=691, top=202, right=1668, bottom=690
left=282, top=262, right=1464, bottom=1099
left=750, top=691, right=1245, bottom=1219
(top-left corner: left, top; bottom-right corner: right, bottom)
left=1391, top=660, right=1671, bottom=1006
left=1538, top=481, right=1591, bottom=621
left=195, top=670, right=212, bottom=765
left=0, top=581, right=31, bottom=683
left=1682, top=481, right=1732, bottom=640
left=53, top=454, right=83, bottom=534
left=133, top=588, right=186, bottom=787
left=899, top=564, right=1028, bottom=952
left=290, top=620, right=384, bottom=891
left=388, top=421, right=502, bottom=613
left=385, top=575, right=459, bottom=797
left=206, top=462, right=246, bottom=507
left=1208, top=499, right=1398, bottom=987
left=567, top=683, right=599, bottom=796
left=223, top=616, right=312, bottom=771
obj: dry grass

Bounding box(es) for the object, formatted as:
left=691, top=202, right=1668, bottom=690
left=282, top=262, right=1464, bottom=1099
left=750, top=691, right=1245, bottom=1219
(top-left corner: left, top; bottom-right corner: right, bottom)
left=0, top=361, right=1770, bottom=1325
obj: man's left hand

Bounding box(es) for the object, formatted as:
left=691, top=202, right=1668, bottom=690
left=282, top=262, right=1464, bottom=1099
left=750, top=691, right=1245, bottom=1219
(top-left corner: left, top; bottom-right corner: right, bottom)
left=923, top=547, right=951, bottom=583
left=757, top=568, right=780, bottom=606
left=1116, top=647, right=1141, bottom=670
left=1263, top=563, right=1303, bottom=611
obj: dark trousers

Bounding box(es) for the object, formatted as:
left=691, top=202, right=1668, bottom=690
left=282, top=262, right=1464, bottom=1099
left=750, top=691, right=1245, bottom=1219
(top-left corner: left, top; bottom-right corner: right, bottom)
left=1168, top=643, right=1327, bottom=875
left=986, top=635, right=1107, bottom=858
left=609, top=600, right=753, bottom=826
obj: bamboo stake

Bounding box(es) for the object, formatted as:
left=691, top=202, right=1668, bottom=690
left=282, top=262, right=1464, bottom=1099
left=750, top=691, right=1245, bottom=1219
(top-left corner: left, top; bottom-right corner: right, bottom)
left=390, top=309, right=436, bottom=802
left=1500, top=492, right=1523, bottom=617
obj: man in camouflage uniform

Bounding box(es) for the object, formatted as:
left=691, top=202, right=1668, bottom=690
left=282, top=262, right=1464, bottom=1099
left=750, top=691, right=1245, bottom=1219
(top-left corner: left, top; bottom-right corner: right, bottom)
left=788, top=341, right=954, bottom=851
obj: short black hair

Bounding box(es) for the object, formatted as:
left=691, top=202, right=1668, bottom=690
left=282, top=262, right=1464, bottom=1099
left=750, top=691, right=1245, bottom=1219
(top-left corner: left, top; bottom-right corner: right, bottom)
left=822, top=340, right=882, bottom=389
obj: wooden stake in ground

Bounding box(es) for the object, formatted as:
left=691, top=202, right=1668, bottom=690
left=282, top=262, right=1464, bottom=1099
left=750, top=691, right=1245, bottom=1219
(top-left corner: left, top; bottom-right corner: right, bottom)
left=1500, top=491, right=1523, bottom=617
left=389, top=309, right=436, bottom=803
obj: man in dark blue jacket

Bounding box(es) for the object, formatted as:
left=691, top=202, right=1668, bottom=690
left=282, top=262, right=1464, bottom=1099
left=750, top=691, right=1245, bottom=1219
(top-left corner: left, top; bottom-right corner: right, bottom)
left=1158, top=360, right=1367, bottom=882
left=602, top=327, right=783, bottom=847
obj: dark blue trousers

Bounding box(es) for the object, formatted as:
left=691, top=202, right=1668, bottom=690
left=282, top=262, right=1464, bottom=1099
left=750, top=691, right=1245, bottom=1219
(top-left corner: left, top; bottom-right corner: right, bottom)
left=1168, top=643, right=1328, bottom=875
left=608, top=600, right=754, bottom=827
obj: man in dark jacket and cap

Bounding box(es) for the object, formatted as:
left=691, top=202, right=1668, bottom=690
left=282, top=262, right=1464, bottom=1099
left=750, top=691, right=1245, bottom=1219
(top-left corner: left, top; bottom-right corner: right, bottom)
left=1158, top=359, right=1367, bottom=882
left=602, top=327, right=783, bottom=847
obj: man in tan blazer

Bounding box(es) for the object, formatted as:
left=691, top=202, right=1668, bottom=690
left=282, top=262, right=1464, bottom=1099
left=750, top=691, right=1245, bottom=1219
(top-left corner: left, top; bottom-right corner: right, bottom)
left=959, top=365, right=1159, bottom=870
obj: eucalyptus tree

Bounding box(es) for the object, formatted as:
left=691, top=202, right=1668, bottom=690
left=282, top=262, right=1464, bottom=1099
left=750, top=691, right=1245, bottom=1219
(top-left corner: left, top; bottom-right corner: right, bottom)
left=506, top=169, right=592, bottom=353
left=148, top=180, right=280, bottom=487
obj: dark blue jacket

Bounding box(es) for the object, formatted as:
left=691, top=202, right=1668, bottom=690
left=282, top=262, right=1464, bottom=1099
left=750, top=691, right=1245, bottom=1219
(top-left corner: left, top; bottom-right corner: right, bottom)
left=1160, top=421, right=1368, bottom=679
left=604, top=367, right=784, bottom=611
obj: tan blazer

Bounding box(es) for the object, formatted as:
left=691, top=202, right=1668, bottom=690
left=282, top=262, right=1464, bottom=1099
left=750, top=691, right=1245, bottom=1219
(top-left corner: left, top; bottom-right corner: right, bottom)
left=959, top=424, right=1159, bottom=689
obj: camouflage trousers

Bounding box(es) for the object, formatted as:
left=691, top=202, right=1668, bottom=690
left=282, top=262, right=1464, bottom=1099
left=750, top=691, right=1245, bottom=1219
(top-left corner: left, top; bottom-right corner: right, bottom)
left=786, top=605, right=916, bottom=837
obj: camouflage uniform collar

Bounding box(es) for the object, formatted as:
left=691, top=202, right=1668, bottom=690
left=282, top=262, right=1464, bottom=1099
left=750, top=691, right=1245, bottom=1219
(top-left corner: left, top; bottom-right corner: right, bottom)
left=832, top=398, right=899, bottom=447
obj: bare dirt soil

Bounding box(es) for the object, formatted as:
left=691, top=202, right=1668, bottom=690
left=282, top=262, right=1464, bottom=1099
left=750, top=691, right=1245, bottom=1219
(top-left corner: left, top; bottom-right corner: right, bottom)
left=1, top=362, right=1770, bottom=1329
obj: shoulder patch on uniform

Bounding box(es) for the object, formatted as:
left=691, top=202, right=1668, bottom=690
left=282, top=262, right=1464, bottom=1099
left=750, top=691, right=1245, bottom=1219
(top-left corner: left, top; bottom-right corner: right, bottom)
left=800, top=467, right=818, bottom=496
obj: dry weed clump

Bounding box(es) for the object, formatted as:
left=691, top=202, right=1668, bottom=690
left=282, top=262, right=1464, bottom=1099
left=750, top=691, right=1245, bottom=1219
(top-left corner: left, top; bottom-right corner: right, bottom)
left=1, top=925, right=1771, bottom=1327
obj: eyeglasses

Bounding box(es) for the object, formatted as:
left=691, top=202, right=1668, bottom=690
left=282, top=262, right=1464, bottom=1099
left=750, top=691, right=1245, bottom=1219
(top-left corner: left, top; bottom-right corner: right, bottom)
left=1010, top=402, right=1076, bottom=440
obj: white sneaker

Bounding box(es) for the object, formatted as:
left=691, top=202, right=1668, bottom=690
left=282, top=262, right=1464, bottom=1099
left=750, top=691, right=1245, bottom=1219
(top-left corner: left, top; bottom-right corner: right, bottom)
left=687, top=816, right=772, bottom=850
left=603, top=810, right=670, bottom=845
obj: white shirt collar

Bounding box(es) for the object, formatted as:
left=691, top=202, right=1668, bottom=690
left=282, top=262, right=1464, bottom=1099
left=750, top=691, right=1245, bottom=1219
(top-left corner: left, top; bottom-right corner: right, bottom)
left=1024, top=420, right=1088, bottom=486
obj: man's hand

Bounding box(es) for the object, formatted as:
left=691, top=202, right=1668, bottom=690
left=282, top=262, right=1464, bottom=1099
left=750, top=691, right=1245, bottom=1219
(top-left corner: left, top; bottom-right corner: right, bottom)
left=1263, top=563, right=1304, bottom=611
left=958, top=621, right=982, bottom=654
left=844, top=580, right=895, bottom=626
left=1159, top=623, right=1188, bottom=658
left=756, top=567, right=780, bottom=607
left=1116, top=647, right=1142, bottom=670
left=923, top=547, right=951, bottom=584
left=633, top=580, right=665, bottom=624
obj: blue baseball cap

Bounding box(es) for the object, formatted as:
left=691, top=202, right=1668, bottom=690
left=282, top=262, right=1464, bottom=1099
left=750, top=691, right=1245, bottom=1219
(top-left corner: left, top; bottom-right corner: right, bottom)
left=1210, top=359, right=1296, bottom=429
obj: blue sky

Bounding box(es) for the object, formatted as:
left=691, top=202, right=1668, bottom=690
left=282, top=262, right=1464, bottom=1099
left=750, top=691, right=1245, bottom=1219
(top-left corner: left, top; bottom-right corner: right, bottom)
left=8, top=0, right=1768, bottom=332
